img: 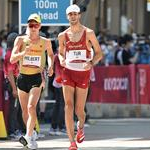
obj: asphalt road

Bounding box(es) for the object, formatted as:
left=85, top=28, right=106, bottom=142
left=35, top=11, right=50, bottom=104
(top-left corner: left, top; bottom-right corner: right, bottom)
left=1, top=118, right=150, bottom=150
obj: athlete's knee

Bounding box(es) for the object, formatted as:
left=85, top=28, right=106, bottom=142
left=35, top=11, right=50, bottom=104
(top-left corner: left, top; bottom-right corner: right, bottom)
left=65, top=101, right=74, bottom=111
left=75, top=107, right=86, bottom=118
left=28, top=104, right=36, bottom=114
left=65, top=99, right=74, bottom=107
left=22, top=109, right=28, bottom=117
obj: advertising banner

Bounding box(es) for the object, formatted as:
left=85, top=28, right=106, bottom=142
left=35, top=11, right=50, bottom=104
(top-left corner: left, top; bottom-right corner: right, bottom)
left=89, top=65, right=136, bottom=103
left=137, top=65, right=150, bottom=104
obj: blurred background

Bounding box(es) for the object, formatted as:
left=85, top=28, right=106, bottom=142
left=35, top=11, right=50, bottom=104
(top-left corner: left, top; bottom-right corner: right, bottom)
left=0, top=0, right=150, bottom=35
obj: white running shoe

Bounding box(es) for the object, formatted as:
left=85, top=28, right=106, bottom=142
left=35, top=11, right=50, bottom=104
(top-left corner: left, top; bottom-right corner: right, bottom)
left=19, top=135, right=38, bottom=150
left=32, top=130, right=38, bottom=140
left=32, top=130, right=45, bottom=139
left=31, top=131, right=38, bottom=149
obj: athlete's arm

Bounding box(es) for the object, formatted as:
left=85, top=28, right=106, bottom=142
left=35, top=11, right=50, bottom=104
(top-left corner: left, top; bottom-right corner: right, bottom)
left=58, top=32, right=66, bottom=67
left=88, top=30, right=103, bottom=66
left=45, top=38, right=54, bottom=76
left=10, top=36, right=24, bottom=64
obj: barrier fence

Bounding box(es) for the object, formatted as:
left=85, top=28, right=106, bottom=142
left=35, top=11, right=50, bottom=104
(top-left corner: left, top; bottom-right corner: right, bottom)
left=1, top=65, right=150, bottom=109
left=88, top=64, right=150, bottom=104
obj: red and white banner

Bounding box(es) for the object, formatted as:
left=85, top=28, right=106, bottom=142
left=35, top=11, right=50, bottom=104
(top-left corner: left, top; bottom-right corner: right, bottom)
left=88, top=65, right=137, bottom=104
left=137, top=65, right=150, bottom=104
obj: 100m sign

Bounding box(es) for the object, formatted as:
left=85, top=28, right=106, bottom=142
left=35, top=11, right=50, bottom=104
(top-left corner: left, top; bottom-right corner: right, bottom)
left=34, top=0, right=58, bottom=9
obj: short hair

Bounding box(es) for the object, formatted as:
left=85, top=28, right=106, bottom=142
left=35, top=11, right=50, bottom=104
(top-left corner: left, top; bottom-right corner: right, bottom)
left=7, top=32, right=18, bottom=48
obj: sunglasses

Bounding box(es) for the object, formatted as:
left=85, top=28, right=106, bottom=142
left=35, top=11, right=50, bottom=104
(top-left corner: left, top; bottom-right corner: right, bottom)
left=28, top=24, right=40, bottom=28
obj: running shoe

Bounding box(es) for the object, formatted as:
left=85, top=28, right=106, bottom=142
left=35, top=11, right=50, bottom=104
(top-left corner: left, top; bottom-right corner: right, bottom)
left=76, top=121, right=85, bottom=143
left=33, top=129, right=45, bottom=139
left=19, top=135, right=38, bottom=150
left=69, top=141, right=78, bottom=150
left=19, top=136, right=28, bottom=147
left=32, top=130, right=38, bottom=140
left=31, top=130, right=38, bottom=148
left=49, top=128, right=57, bottom=136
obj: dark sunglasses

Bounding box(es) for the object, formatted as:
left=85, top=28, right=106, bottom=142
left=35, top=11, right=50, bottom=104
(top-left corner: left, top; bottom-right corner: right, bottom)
left=28, top=24, right=40, bottom=28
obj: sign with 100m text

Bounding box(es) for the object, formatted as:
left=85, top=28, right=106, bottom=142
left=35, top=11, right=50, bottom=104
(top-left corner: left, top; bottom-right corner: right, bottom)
left=19, top=0, right=73, bottom=26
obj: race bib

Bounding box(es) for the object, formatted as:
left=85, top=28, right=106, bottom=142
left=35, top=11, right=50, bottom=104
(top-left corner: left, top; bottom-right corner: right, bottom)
left=23, top=55, right=41, bottom=67
left=66, top=50, right=86, bottom=61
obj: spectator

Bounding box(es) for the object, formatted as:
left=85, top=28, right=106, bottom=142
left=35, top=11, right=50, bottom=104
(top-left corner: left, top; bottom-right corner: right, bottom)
left=3, top=32, right=25, bottom=139
left=114, top=34, right=139, bottom=65
left=49, top=53, right=66, bottom=136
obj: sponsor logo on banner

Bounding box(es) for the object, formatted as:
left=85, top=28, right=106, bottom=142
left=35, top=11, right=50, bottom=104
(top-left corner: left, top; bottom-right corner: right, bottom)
left=104, top=77, right=128, bottom=91
left=139, top=69, right=146, bottom=95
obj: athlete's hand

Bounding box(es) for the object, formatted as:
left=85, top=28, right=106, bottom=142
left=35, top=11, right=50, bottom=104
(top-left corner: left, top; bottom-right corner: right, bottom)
left=18, top=46, right=31, bottom=59
left=84, top=61, right=93, bottom=70
left=41, top=71, right=46, bottom=89
left=19, top=41, right=33, bottom=59
left=47, top=66, right=53, bottom=77
left=41, top=79, right=46, bottom=89
left=25, top=42, right=33, bottom=54
left=23, top=39, right=33, bottom=55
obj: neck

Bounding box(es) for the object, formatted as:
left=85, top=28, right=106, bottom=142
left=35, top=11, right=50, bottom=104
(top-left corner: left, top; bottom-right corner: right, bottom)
left=70, top=23, right=82, bottom=33
left=28, top=33, right=40, bottom=41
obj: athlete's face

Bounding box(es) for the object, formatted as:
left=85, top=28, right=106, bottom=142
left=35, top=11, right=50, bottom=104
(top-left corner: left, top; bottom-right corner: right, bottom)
left=28, top=20, right=41, bottom=33
left=67, top=12, right=81, bottom=25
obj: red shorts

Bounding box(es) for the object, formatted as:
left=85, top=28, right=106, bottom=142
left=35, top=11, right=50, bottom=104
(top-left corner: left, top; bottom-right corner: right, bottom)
left=62, top=68, right=91, bottom=89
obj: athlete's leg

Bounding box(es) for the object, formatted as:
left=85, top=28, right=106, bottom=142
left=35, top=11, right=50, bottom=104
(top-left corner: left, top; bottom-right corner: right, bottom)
left=26, top=87, right=42, bottom=136
left=62, top=85, right=75, bottom=142
left=75, top=87, right=88, bottom=129
left=75, top=87, right=88, bottom=143
left=18, top=89, right=29, bottom=126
